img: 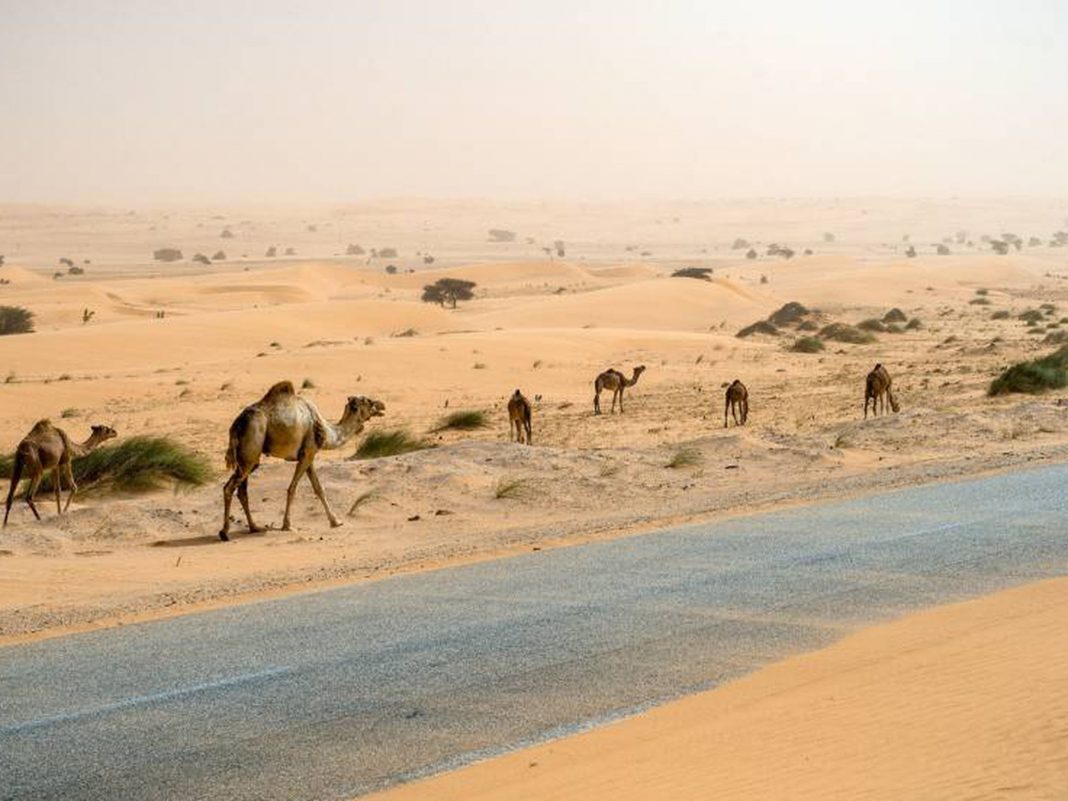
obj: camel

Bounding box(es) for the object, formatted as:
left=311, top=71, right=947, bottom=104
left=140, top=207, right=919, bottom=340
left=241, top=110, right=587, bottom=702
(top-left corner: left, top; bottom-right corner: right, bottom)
left=724, top=379, right=749, bottom=427
left=507, top=389, right=532, bottom=445
left=864, top=363, right=900, bottom=419
left=4, top=421, right=117, bottom=527
left=219, top=381, right=384, bottom=541
left=594, top=365, right=646, bottom=415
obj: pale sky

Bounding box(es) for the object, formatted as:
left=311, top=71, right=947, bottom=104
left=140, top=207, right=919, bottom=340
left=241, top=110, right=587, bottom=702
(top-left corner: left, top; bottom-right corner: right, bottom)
left=2, top=0, right=1066, bottom=201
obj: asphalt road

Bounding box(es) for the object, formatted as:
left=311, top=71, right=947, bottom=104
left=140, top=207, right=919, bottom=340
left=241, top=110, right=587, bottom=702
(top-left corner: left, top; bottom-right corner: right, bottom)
left=4, top=464, right=1068, bottom=800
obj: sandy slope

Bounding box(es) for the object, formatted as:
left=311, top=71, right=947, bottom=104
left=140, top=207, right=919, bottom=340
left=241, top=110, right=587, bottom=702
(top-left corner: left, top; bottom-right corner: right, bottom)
left=3, top=199, right=1068, bottom=640
left=370, top=575, right=1068, bottom=801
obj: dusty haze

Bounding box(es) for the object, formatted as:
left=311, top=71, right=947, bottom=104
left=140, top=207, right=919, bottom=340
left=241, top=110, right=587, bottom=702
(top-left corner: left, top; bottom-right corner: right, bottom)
left=3, top=0, right=1068, bottom=202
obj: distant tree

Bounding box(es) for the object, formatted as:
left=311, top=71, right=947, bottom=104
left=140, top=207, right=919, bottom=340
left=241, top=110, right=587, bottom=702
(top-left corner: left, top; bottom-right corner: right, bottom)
left=0, top=305, right=34, bottom=335
left=220, top=228, right=234, bottom=238
left=803, top=248, right=813, bottom=256
left=265, top=246, right=277, bottom=258
left=955, top=230, right=967, bottom=244
left=0, top=255, right=5, bottom=267
left=306, top=224, right=317, bottom=233
left=212, top=250, right=227, bottom=261
left=990, top=240, right=1009, bottom=255
left=82, top=308, right=95, bottom=324
left=905, top=245, right=917, bottom=258
left=59, top=257, right=74, bottom=268
left=823, top=232, right=835, bottom=243
left=153, top=248, right=183, bottom=262
left=936, top=243, right=951, bottom=255
left=378, top=247, right=398, bottom=258
left=1002, top=233, right=1022, bottom=250
left=385, top=264, right=397, bottom=275
left=284, top=247, right=296, bottom=256
left=553, top=240, right=565, bottom=258
left=346, top=243, right=365, bottom=256
left=422, top=277, right=476, bottom=308
left=1028, top=236, right=1043, bottom=247
left=745, top=248, right=757, bottom=260
left=192, top=253, right=211, bottom=265
left=1052, top=231, right=1068, bottom=247
left=488, top=229, right=517, bottom=242
left=423, top=255, right=435, bottom=264
left=731, top=238, right=750, bottom=250
left=67, top=265, right=85, bottom=275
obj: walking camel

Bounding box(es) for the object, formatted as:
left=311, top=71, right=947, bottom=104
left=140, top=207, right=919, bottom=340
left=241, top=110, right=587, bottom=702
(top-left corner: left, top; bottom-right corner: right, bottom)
left=219, top=381, right=384, bottom=541
left=593, top=365, right=646, bottom=415
left=724, top=379, right=749, bottom=427
left=507, top=389, right=533, bottom=445
left=4, top=420, right=117, bottom=526
left=864, top=363, right=899, bottom=419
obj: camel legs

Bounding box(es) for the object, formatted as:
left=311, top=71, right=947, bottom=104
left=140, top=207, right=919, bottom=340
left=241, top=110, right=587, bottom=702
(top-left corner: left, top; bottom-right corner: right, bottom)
left=523, top=417, right=532, bottom=445
left=25, top=472, right=43, bottom=521
left=306, top=463, right=342, bottom=528
left=614, top=388, right=623, bottom=413
left=236, top=477, right=264, bottom=534
left=281, top=456, right=312, bottom=532
left=594, top=387, right=602, bottom=415
left=62, top=461, right=77, bottom=512
left=52, top=466, right=63, bottom=515
left=220, top=467, right=249, bottom=541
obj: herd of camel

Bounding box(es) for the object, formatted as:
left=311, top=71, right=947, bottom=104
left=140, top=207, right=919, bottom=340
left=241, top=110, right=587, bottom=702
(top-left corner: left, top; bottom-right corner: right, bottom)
left=3, top=364, right=898, bottom=538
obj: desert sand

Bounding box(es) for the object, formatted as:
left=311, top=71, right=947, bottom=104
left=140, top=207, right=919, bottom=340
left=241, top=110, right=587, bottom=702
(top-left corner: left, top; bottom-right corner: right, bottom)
left=369, top=573, right=1068, bottom=801
left=2, top=198, right=1068, bottom=642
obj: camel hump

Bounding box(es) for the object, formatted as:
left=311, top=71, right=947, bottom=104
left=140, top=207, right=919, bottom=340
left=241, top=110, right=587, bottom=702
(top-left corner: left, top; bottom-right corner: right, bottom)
left=260, top=380, right=296, bottom=402
left=29, top=419, right=54, bottom=434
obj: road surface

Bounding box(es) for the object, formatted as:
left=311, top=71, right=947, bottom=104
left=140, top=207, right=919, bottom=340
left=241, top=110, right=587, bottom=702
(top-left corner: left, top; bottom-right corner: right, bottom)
left=3, top=465, right=1068, bottom=800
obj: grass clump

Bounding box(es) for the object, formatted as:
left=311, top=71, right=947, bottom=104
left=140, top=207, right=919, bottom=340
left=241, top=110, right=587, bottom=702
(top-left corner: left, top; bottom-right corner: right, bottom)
left=791, top=336, right=825, bottom=353
left=857, top=318, right=888, bottom=332
left=1018, top=309, right=1044, bottom=323
left=989, top=345, right=1068, bottom=396
left=991, top=310, right=1010, bottom=320
left=666, top=446, right=702, bottom=469
left=671, top=267, right=713, bottom=281
left=432, top=409, right=489, bottom=432
left=0, top=436, right=212, bottom=494
left=969, top=297, right=991, bottom=305
left=354, top=429, right=430, bottom=459
left=347, top=490, right=376, bottom=516
left=494, top=477, right=532, bottom=499
left=819, top=322, right=876, bottom=344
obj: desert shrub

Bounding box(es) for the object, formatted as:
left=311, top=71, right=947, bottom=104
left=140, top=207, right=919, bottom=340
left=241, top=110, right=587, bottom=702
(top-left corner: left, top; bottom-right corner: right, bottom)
left=553, top=240, right=565, bottom=258
left=745, top=248, right=757, bottom=260
left=666, top=446, right=702, bottom=469
left=423, top=255, right=435, bottom=264
left=1, top=436, right=212, bottom=494
left=969, top=297, right=991, bottom=305
left=1044, top=330, right=1068, bottom=345
left=731, top=238, right=750, bottom=250
left=378, top=247, right=398, bottom=258
left=768, top=301, right=808, bottom=327
left=192, top=253, right=211, bottom=266
left=265, top=246, right=277, bottom=257
left=886, top=323, right=904, bottom=334
left=990, top=240, right=1009, bottom=255
left=823, top=232, right=836, bottom=243
left=904, top=245, right=917, bottom=258
left=858, top=318, right=887, bottom=332
left=976, top=288, right=989, bottom=296
left=212, top=250, right=226, bottom=261
left=422, top=278, right=477, bottom=308
left=936, top=244, right=950, bottom=255
left=284, top=247, right=296, bottom=256
left=345, top=243, right=365, bottom=256
left=153, top=248, right=183, bottom=262
left=487, top=229, right=517, bottom=242
left=301, top=378, right=316, bottom=389
left=494, top=477, right=532, bottom=500
left=1029, top=236, right=1043, bottom=247
left=989, top=346, right=1068, bottom=396
left=385, top=264, right=397, bottom=275
left=354, top=429, right=430, bottom=459
left=736, top=320, right=779, bottom=338
left=67, top=265, right=84, bottom=275
left=431, top=410, right=489, bottom=432
left=819, top=322, right=875, bottom=344
left=0, top=306, right=34, bottom=335
left=59, top=257, right=74, bottom=267
left=798, top=319, right=819, bottom=331
left=791, top=336, right=824, bottom=353
left=671, top=267, right=713, bottom=281
left=220, top=228, right=234, bottom=238
left=991, top=310, right=1010, bottom=320
left=883, top=308, right=907, bottom=323
left=1018, top=309, right=1044, bottom=323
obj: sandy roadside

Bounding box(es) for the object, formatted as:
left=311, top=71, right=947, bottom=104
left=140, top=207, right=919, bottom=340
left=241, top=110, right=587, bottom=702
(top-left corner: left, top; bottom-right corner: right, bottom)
left=369, top=574, right=1068, bottom=801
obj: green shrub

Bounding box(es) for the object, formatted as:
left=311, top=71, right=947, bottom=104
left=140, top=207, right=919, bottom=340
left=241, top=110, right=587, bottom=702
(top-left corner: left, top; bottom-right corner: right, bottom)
left=432, top=410, right=489, bottom=432
left=991, top=310, right=1010, bottom=320
left=791, top=336, right=825, bottom=353
left=0, top=436, right=212, bottom=493
left=858, top=318, right=887, bottom=332
left=819, top=323, right=875, bottom=344
left=1019, top=309, right=1044, bottom=323
left=0, top=306, right=34, bottom=335
left=989, top=346, right=1068, bottom=396
left=736, top=320, right=779, bottom=338
left=671, top=267, right=713, bottom=281
left=354, top=429, right=430, bottom=459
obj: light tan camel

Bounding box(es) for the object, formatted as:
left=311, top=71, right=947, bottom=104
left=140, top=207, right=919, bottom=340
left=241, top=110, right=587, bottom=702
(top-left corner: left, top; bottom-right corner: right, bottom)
left=724, top=379, right=749, bottom=427
left=594, top=365, right=646, bottom=415
left=507, top=389, right=532, bottom=445
left=864, top=363, right=899, bottom=419
left=219, top=381, right=384, bottom=541
left=4, top=421, right=117, bottom=526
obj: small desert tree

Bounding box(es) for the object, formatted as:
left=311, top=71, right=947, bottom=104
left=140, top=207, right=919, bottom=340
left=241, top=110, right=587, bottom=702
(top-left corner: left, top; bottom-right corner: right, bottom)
left=422, top=278, right=476, bottom=308
left=488, top=229, right=517, bottom=242
left=0, top=306, right=34, bottom=335
left=153, top=248, right=183, bottom=262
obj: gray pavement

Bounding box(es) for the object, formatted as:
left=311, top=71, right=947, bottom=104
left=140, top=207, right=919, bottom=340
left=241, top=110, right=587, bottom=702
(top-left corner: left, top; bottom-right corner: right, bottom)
left=3, top=464, right=1068, bottom=800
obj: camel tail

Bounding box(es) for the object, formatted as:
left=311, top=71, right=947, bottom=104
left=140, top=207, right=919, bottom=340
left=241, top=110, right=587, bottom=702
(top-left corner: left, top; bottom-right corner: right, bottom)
left=225, top=408, right=255, bottom=470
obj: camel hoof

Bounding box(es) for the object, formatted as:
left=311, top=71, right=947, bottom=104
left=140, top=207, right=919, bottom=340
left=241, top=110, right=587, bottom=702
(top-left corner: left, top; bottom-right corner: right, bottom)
left=249, top=525, right=266, bottom=534
left=218, top=530, right=230, bottom=542
left=330, top=519, right=344, bottom=529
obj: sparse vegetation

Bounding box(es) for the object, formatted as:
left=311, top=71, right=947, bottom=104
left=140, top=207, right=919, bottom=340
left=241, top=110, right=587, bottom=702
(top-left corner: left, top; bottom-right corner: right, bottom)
left=192, top=253, right=211, bottom=265
left=883, top=308, right=907, bottom=323
left=991, top=310, right=1010, bottom=320
left=265, top=246, right=277, bottom=258
left=345, top=243, right=365, bottom=256
left=969, top=297, right=991, bottom=305
left=745, top=248, right=757, bottom=260
left=153, top=248, right=183, bottom=262
left=0, top=306, right=34, bottom=335
left=432, top=409, right=489, bottom=432
left=422, top=277, right=477, bottom=308
left=857, top=318, right=887, bottom=332
left=378, top=247, right=398, bottom=258
left=768, top=302, right=809, bottom=327
left=736, top=320, right=779, bottom=338
left=819, top=322, right=875, bottom=344
left=989, top=346, right=1068, bottom=396
left=494, top=477, right=532, bottom=500
left=671, top=267, right=713, bottom=281
left=354, top=429, right=430, bottom=459
left=488, top=229, right=517, bottom=242
left=212, top=250, right=226, bottom=261
left=666, top=446, right=702, bottom=469
left=791, top=336, right=825, bottom=353
left=347, top=490, right=376, bottom=515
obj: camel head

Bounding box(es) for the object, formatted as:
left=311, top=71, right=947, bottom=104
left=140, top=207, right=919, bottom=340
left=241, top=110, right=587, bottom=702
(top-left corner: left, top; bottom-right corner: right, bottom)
left=89, top=425, right=118, bottom=445
left=633, top=365, right=647, bottom=379
left=345, top=396, right=386, bottom=424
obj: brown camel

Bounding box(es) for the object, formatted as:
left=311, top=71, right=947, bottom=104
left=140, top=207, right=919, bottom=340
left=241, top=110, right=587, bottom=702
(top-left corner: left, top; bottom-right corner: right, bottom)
left=219, top=381, right=385, bottom=541
left=594, top=365, right=646, bottom=415
left=864, top=363, right=900, bottom=419
left=4, top=421, right=117, bottom=526
left=507, top=389, right=533, bottom=445
left=724, top=379, right=749, bottom=427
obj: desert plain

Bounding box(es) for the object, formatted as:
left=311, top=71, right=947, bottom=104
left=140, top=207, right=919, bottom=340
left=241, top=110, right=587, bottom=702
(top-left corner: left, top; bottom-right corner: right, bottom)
left=3, top=197, right=1068, bottom=796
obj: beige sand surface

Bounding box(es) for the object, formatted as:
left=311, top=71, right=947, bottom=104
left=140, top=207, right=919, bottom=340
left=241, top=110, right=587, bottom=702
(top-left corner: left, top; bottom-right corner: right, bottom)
left=3, top=199, right=1068, bottom=639
left=370, top=574, right=1068, bottom=801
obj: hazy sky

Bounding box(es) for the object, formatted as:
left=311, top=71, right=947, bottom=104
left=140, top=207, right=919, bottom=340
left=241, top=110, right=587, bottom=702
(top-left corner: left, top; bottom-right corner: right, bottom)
left=3, top=1, right=1067, bottom=201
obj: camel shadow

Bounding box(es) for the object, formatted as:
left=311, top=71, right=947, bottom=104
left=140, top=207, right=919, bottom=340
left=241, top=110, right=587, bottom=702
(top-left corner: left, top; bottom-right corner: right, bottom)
left=150, top=527, right=271, bottom=547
